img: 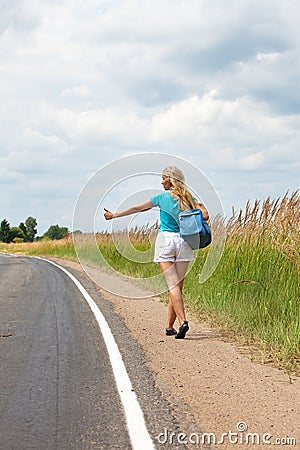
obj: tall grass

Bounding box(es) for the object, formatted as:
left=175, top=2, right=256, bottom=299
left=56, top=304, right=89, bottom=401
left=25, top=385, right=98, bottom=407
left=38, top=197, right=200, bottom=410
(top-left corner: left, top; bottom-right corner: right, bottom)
left=189, top=191, right=299, bottom=372
left=0, top=192, right=299, bottom=373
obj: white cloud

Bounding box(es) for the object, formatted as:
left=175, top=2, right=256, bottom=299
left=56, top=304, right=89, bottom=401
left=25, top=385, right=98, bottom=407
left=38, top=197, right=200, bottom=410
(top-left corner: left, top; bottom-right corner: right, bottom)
left=56, top=107, right=150, bottom=148
left=239, top=152, right=264, bottom=170
left=60, top=85, right=93, bottom=98
left=256, top=52, right=280, bottom=62
left=151, top=91, right=221, bottom=139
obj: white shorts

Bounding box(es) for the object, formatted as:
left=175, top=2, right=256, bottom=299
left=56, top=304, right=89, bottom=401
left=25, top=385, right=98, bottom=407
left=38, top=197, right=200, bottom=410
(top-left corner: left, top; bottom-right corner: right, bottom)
left=154, top=231, right=194, bottom=263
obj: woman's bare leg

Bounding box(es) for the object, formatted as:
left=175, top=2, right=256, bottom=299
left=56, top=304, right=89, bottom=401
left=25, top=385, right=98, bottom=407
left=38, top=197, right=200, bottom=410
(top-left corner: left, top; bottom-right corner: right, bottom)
left=159, top=261, right=189, bottom=327
left=167, top=301, right=177, bottom=329
left=175, top=261, right=189, bottom=292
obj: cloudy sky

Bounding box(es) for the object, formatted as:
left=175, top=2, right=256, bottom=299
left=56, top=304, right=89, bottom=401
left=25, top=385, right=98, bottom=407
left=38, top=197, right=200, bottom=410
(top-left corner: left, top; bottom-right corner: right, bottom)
left=0, top=0, right=299, bottom=234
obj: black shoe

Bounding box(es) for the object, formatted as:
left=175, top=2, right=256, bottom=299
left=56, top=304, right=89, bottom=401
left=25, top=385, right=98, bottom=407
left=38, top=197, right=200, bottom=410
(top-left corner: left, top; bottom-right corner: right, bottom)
left=166, top=328, right=177, bottom=336
left=175, top=321, right=189, bottom=339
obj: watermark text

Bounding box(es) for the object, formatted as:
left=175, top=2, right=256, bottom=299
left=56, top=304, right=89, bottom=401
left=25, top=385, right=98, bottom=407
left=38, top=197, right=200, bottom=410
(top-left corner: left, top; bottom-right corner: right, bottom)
left=156, top=422, right=297, bottom=447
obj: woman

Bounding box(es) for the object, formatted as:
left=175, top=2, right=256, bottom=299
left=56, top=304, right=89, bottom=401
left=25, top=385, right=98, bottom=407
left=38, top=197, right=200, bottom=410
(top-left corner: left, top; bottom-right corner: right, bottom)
left=104, top=166, right=209, bottom=339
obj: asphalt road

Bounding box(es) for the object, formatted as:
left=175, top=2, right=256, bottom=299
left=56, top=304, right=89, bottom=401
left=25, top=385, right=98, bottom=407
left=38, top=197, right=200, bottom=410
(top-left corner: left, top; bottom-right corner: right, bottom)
left=0, top=255, right=199, bottom=450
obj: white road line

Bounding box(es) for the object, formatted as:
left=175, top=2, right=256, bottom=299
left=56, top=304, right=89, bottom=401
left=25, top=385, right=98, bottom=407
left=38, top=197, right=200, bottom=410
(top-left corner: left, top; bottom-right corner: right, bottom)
left=34, top=257, right=155, bottom=450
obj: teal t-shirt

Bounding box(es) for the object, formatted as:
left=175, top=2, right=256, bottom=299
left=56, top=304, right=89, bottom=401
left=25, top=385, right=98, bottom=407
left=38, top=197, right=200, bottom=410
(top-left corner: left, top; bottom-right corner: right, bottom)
left=150, top=192, right=182, bottom=232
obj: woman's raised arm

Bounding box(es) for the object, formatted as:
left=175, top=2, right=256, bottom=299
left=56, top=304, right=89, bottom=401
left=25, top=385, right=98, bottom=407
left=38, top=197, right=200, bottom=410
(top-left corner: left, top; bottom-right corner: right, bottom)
left=104, top=200, right=154, bottom=220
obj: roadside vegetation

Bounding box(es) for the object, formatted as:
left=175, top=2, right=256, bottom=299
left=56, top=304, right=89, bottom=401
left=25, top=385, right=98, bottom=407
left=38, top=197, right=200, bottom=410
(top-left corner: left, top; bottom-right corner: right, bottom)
left=0, top=216, right=38, bottom=243
left=0, top=217, right=69, bottom=243
left=1, top=192, right=299, bottom=375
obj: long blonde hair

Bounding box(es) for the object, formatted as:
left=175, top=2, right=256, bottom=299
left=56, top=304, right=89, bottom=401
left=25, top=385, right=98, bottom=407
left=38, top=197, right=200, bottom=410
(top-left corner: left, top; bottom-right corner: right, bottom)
left=162, top=166, right=195, bottom=211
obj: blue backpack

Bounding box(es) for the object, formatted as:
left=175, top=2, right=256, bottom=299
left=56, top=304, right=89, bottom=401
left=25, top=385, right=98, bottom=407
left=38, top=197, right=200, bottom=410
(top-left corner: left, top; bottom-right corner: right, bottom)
left=178, top=208, right=212, bottom=250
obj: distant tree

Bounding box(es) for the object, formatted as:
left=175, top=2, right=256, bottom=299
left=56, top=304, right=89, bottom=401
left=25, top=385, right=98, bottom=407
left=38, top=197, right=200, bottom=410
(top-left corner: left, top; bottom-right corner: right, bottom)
left=60, top=227, right=70, bottom=238
left=0, top=219, right=11, bottom=243
left=19, top=222, right=27, bottom=240
left=43, top=225, right=69, bottom=240
left=25, top=217, right=37, bottom=242
left=10, top=227, right=26, bottom=242
left=72, top=230, right=82, bottom=235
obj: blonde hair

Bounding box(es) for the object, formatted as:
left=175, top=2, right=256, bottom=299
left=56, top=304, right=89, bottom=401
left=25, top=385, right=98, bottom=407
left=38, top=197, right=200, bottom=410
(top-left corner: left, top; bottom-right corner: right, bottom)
left=162, top=166, right=195, bottom=210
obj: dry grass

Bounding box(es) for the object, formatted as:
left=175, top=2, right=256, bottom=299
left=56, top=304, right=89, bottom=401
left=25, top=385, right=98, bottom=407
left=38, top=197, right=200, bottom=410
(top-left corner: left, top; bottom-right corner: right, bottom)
left=227, top=190, right=299, bottom=240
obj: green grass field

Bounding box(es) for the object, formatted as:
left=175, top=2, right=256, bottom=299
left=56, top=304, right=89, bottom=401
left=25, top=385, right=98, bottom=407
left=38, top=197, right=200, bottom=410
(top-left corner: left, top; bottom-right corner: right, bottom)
left=1, top=192, right=299, bottom=374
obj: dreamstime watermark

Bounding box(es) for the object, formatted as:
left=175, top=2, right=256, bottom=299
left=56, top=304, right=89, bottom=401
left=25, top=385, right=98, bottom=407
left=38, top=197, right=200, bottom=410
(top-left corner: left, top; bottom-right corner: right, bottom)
left=72, top=153, right=226, bottom=297
left=156, top=422, right=297, bottom=447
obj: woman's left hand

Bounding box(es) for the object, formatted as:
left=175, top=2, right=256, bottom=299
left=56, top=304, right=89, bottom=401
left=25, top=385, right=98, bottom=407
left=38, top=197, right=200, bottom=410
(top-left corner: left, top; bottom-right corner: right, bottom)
left=194, top=202, right=209, bottom=221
